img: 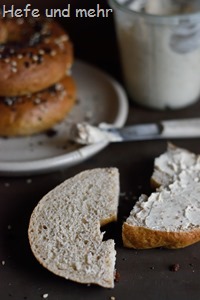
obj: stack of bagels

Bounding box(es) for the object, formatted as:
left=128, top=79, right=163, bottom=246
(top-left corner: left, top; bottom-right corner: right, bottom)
left=0, top=16, right=76, bottom=136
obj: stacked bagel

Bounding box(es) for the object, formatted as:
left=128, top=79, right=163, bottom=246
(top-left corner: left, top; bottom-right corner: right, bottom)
left=0, top=16, right=76, bottom=136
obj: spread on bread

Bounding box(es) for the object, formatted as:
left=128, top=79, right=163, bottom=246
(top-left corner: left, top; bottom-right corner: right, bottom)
left=28, top=147, right=200, bottom=288
left=0, top=16, right=75, bottom=136
left=123, top=144, right=200, bottom=249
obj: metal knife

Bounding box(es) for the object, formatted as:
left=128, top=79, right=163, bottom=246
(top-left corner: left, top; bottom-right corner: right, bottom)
left=71, top=118, right=200, bottom=144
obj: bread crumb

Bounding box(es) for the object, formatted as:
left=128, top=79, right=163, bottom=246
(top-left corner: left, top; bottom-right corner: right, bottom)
left=189, top=263, right=195, bottom=272
left=42, top=294, right=48, bottom=299
left=114, top=271, right=120, bottom=282
left=169, top=263, right=180, bottom=272
left=120, top=192, right=126, bottom=196
left=110, top=297, right=115, bottom=300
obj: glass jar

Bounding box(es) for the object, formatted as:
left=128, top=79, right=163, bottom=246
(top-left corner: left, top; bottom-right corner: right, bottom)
left=109, top=0, right=200, bottom=109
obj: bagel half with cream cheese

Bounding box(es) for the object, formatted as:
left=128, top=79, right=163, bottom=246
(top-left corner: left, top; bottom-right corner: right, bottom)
left=123, top=144, right=200, bottom=249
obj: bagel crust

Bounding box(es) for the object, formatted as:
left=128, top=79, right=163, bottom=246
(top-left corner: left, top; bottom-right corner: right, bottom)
left=0, top=17, right=73, bottom=96
left=122, top=223, right=200, bottom=249
left=0, top=75, right=76, bottom=136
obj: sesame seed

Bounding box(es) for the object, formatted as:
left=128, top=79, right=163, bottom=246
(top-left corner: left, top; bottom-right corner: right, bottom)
left=2, top=261, right=5, bottom=266
left=57, top=35, right=69, bottom=43
left=38, top=49, right=45, bottom=55
left=61, top=90, right=67, bottom=97
left=32, top=55, right=39, bottom=62
left=11, top=61, right=17, bottom=67
left=17, top=54, right=23, bottom=59
left=11, top=67, right=17, bottom=73
left=34, top=98, right=41, bottom=105
left=50, top=50, right=56, bottom=56
left=55, top=83, right=63, bottom=91
left=4, top=58, right=10, bottom=63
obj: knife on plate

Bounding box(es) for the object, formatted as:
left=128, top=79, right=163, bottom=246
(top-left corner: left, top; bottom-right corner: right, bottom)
left=71, top=118, right=200, bottom=144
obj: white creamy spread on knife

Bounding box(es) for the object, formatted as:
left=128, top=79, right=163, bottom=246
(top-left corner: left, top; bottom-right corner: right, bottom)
left=70, top=122, right=122, bottom=144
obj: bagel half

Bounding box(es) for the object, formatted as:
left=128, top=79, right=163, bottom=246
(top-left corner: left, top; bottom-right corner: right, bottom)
left=28, top=168, right=119, bottom=288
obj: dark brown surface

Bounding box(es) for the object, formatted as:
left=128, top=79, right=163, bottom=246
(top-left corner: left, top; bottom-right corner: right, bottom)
left=1, top=1, right=200, bottom=299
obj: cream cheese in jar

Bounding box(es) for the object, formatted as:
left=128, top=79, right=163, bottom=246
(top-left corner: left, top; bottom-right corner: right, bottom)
left=110, top=0, right=200, bottom=109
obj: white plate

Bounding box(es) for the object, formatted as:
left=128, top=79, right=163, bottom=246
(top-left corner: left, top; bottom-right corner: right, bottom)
left=0, top=60, right=128, bottom=176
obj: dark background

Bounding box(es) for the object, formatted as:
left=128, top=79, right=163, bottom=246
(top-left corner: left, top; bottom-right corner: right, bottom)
left=1, top=1, right=200, bottom=300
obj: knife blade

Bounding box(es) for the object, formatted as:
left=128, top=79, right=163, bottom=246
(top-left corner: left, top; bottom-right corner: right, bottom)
left=70, top=118, right=200, bottom=144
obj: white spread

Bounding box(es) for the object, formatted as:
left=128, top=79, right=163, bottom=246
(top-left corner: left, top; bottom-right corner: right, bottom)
left=154, top=145, right=198, bottom=181
left=127, top=180, right=200, bottom=231
left=127, top=146, right=200, bottom=231
left=113, top=0, right=200, bottom=109
left=69, top=123, right=122, bottom=144
left=128, top=0, right=198, bottom=15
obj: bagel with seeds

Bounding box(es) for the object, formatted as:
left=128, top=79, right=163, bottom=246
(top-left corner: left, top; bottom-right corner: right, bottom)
left=0, top=17, right=73, bottom=96
left=0, top=75, right=76, bottom=136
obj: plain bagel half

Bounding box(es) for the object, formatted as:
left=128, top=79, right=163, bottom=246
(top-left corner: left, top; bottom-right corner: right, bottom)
left=28, top=168, right=119, bottom=288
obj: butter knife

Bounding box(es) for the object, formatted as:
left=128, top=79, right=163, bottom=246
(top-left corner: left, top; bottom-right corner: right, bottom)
left=71, top=118, right=200, bottom=144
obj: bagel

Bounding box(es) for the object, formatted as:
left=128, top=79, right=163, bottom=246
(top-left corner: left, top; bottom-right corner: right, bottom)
left=0, top=75, right=76, bottom=136
left=0, top=17, right=73, bottom=96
